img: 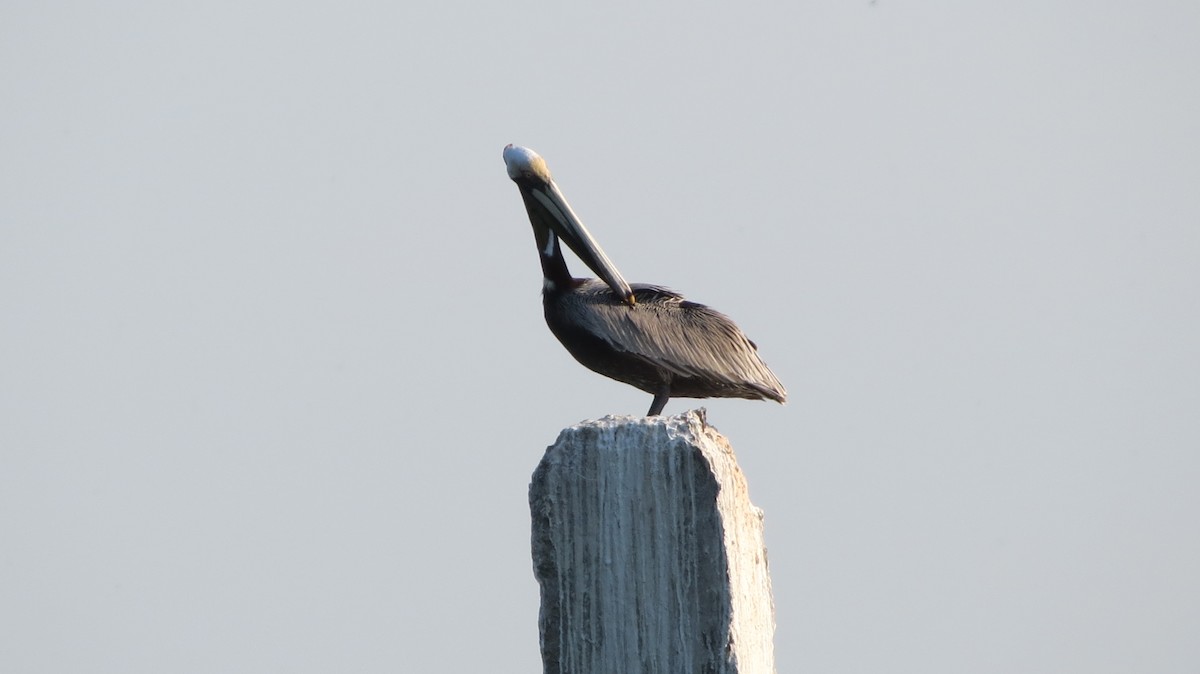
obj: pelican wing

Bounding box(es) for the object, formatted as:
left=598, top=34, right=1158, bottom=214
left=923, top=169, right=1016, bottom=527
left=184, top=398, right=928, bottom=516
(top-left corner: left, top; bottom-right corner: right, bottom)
left=578, top=283, right=787, bottom=401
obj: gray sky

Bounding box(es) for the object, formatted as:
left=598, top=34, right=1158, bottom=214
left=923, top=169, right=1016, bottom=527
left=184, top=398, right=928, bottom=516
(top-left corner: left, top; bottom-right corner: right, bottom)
left=3, top=1, right=1198, bottom=672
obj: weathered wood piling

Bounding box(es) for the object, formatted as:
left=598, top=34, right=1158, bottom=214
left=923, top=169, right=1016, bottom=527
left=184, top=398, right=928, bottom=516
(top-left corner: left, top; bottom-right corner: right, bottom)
left=530, top=410, right=775, bottom=674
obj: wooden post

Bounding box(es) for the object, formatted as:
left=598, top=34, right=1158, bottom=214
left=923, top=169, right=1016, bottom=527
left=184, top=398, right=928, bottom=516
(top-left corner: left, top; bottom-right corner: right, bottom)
left=529, top=410, right=775, bottom=674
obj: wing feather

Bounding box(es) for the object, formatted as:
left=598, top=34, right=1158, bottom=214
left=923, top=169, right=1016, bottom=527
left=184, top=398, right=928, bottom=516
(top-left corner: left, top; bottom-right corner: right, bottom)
left=570, top=282, right=786, bottom=400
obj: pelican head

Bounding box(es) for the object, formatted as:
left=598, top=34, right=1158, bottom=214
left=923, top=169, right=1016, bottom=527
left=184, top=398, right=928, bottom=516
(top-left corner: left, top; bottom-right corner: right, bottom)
left=504, top=144, right=634, bottom=304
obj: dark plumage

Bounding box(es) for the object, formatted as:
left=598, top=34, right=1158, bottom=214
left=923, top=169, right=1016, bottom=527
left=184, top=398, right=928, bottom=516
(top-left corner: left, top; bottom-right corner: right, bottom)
left=504, top=144, right=786, bottom=416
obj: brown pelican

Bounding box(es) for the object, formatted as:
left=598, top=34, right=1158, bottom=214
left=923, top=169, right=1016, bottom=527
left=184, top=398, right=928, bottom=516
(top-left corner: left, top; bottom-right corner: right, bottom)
left=504, top=144, right=786, bottom=416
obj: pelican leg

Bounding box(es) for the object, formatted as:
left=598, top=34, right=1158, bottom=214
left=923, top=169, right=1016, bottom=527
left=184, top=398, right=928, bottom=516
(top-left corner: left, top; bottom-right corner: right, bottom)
left=647, top=386, right=670, bottom=416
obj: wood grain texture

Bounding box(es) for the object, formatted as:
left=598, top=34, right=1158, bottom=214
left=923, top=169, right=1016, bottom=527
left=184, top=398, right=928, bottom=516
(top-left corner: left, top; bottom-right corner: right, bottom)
left=530, top=410, right=775, bottom=674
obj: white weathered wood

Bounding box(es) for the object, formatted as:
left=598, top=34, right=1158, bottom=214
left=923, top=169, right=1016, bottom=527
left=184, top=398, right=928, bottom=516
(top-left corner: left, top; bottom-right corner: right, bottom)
left=530, top=410, right=775, bottom=674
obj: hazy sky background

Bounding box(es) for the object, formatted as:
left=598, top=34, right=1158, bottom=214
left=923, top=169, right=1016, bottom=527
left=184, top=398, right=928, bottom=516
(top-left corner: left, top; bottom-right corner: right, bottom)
left=3, top=1, right=1198, bottom=672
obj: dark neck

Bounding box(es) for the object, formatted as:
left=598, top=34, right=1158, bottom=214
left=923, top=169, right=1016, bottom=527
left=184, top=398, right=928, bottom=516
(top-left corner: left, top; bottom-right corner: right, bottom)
left=537, top=230, right=575, bottom=290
